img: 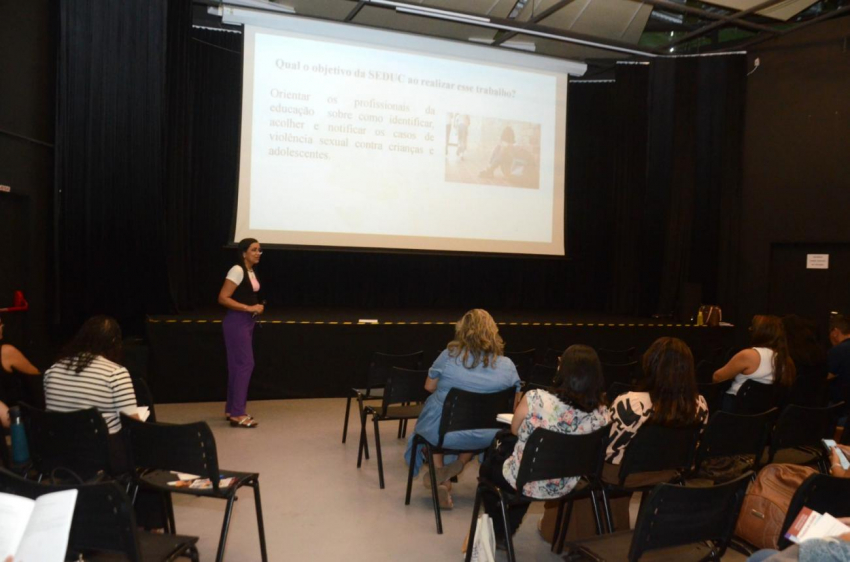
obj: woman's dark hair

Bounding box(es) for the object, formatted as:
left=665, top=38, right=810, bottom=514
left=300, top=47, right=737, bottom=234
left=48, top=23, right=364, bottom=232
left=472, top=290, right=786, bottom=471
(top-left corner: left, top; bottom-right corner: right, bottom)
left=56, top=315, right=124, bottom=373
left=637, top=337, right=700, bottom=427
left=236, top=238, right=259, bottom=266
left=750, top=315, right=795, bottom=388
left=781, top=314, right=826, bottom=367
left=552, top=345, right=606, bottom=412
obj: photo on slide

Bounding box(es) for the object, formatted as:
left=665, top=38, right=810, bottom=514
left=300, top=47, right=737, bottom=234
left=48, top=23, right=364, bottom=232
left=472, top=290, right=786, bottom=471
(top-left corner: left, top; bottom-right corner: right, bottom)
left=444, top=114, right=541, bottom=190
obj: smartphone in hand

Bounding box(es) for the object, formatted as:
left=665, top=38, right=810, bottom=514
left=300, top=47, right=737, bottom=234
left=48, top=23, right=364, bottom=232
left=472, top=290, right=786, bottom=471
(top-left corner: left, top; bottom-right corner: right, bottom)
left=823, top=439, right=850, bottom=470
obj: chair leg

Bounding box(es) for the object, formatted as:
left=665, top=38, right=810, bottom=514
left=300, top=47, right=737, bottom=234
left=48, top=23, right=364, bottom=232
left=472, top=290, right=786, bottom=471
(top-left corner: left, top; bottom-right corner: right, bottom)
left=397, top=419, right=404, bottom=439
left=498, top=491, right=516, bottom=562
left=405, top=436, right=419, bottom=505
left=252, top=480, right=269, bottom=562
left=342, top=394, right=352, bottom=443
left=427, top=446, right=443, bottom=534
left=216, top=496, right=237, bottom=562
left=374, top=416, right=385, bottom=489
left=165, top=492, right=176, bottom=534
left=589, top=490, right=603, bottom=535
left=465, top=486, right=485, bottom=562
left=601, top=487, right=614, bottom=533
left=357, top=408, right=369, bottom=468
left=555, top=499, right=574, bottom=554
left=402, top=419, right=408, bottom=438
left=357, top=395, right=369, bottom=460
left=552, top=499, right=566, bottom=553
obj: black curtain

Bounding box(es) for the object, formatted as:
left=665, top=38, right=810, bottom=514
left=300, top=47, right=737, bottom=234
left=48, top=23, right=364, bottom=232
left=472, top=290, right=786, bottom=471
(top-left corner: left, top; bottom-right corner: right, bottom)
left=55, top=0, right=171, bottom=331
left=54, top=0, right=746, bottom=330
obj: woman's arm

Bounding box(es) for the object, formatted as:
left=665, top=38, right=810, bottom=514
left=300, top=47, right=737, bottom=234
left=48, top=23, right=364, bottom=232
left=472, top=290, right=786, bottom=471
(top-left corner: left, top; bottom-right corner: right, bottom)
left=218, top=279, right=262, bottom=314
left=1, top=345, right=39, bottom=375
left=830, top=445, right=850, bottom=478
left=424, top=376, right=438, bottom=393
left=510, top=395, right=529, bottom=436
left=713, top=349, right=760, bottom=383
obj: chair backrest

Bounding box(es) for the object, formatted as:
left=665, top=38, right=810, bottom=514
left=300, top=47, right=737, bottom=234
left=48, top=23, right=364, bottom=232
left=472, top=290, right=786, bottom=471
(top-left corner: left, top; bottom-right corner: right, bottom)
left=629, top=473, right=752, bottom=562
left=694, top=409, right=777, bottom=471
left=617, top=423, right=701, bottom=486
left=768, top=402, right=844, bottom=462
left=0, top=468, right=143, bottom=562
left=505, top=349, right=536, bottom=380
left=131, top=376, right=158, bottom=423
left=732, top=380, right=777, bottom=414
left=514, top=426, right=610, bottom=494
left=541, top=348, right=564, bottom=368
left=525, top=363, right=557, bottom=388
left=778, top=473, right=850, bottom=549
left=380, top=367, right=431, bottom=415
left=698, top=380, right=732, bottom=415
left=437, top=387, right=516, bottom=448
left=365, top=351, right=423, bottom=392
left=20, top=402, right=112, bottom=481
left=598, top=347, right=636, bottom=364
left=121, top=414, right=221, bottom=491
left=602, top=361, right=638, bottom=388
left=607, top=382, right=635, bottom=402
left=786, top=370, right=829, bottom=408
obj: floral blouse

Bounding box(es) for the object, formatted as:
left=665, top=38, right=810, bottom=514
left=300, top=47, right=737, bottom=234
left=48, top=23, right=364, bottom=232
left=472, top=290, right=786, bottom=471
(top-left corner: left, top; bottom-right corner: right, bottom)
left=502, top=389, right=611, bottom=499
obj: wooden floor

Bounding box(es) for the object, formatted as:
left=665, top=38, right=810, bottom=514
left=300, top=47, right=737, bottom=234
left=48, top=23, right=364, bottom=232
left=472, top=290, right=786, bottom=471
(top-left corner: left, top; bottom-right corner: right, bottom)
left=156, top=398, right=749, bottom=562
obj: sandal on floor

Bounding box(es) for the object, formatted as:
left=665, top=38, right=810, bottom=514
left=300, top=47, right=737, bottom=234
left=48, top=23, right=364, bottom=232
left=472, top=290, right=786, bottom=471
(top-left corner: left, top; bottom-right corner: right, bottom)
left=229, top=416, right=258, bottom=428
left=437, top=485, right=453, bottom=510
left=423, top=459, right=464, bottom=490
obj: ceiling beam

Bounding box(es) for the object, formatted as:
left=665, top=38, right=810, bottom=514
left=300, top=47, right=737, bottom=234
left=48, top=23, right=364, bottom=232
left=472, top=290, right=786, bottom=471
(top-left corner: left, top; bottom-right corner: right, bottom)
left=345, top=0, right=367, bottom=22
left=492, top=0, right=581, bottom=46
left=638, top=0, right=781, bottom=35
left=663, top=0, right=789, bottom=51
left=720, top=1, right=850, bottom=51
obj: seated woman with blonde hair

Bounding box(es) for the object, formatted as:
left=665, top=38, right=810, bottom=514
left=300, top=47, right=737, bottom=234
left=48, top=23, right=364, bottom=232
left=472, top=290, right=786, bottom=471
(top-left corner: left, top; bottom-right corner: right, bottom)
left=404, top=309, right=521, bottom=509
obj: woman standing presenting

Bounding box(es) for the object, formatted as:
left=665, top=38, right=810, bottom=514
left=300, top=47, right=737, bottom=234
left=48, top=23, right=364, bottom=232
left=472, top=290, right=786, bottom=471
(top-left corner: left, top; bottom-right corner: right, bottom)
left=218, top=238, right=264, bottom=428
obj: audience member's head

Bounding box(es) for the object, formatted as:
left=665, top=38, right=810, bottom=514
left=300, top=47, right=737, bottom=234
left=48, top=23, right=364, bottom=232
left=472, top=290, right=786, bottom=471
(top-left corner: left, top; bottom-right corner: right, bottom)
left=782, top=314, right=826, bottom=366
left=638, top=337, right=700, bottom=427
left=57, top=315, right=123, bottom=373
left=553, top=344, right=606, bottom=413
left=448, top=308, right=504, bottom=369
left=750, top=314, right=795, bottom=387
left=830, top=313, right=850, bottom=346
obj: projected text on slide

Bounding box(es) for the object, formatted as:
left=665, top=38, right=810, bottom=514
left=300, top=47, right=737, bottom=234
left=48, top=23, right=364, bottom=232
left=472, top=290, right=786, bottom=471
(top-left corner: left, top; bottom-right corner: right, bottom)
left=235, top=24, right=569, bottom=255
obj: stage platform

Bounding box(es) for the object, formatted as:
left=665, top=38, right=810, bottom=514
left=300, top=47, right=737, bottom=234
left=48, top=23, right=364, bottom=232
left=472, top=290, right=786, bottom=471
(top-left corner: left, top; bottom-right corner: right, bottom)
left=145, top=309, right=735, bottom=403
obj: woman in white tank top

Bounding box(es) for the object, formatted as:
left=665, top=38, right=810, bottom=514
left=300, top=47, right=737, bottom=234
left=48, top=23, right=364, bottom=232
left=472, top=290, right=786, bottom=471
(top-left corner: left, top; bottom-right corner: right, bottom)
left=713, top=315, right=796, bottom=410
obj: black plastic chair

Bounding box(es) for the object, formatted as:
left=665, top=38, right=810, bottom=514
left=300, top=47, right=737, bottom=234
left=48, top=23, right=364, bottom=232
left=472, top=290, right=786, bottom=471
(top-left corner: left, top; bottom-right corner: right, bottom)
left=121, top=414, right=267, bottom=562
left=464, top=426, right=610, bottom=562
left=606, top=382, right=634, bottom=402
left=341, top=351, right=423, bottom=447
left=765, top=402, right=845, bottom=469
left=731, top=380, right=777, bottom=414
left=597, top=347, right=636, bottom=364
left=524, top=363, right=557, bottom=389
left=541, top=348, right=564, bottom=367
left=778, top=473, right=850, bottom=549
left=505, top=349, right=536, bottom=382
left=405, top=386, right=517, bottom=534
left=358, top=367, right=431, bottom=489
left=567, top=473, right=752, bottom=562
left=602, top=424, right=702, bottom=532
left=601, top=361, right=638, bottom=389
left=692, top=409, right=777, bottom=477
left=785, top=369, right=829, bottom=408
left=132, top=376, right=158, bottom=423
left=20, top=403, right=113, bottom=481
left=698, top=380, right=732, bottom=415
left=0, top=468, right=199, bottom=562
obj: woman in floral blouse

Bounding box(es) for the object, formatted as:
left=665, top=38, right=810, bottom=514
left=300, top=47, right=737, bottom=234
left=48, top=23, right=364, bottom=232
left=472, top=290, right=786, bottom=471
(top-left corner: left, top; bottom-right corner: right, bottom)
left=478, top=344, right=610, bottom=544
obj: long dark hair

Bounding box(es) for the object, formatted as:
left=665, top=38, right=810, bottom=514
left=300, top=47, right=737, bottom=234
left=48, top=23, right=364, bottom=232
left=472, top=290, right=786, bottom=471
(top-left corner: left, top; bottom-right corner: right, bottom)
left=56, top=316, right=124, bottom=373
left=236, top=238, right=258, bottom=268
left=751, top=315, right=795, bottom=388
left=638, top=337, right=700, bottom=427
left=552, top=345, right=606, bottom=412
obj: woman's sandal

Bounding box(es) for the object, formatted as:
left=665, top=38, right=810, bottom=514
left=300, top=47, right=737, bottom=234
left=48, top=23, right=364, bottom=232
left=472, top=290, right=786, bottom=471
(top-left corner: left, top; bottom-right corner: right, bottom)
left=423, top=459, right=465, bottom=490
left=229, top=416, right=258, bottom=428
left=437, top=485, right=453, bottom=510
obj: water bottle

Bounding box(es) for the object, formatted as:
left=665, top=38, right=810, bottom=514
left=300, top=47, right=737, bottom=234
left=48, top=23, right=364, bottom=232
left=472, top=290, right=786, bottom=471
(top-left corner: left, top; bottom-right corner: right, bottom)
left=9, top=406, right=30, bottom=465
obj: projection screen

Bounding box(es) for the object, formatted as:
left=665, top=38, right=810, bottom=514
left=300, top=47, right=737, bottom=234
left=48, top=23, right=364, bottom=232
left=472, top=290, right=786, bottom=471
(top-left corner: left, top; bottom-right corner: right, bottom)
left=224, top=7, right=586, bottom=255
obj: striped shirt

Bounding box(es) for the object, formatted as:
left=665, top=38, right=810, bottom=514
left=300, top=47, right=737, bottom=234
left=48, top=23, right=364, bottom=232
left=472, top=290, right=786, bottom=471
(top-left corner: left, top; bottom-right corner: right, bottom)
left=44, top=355, right=137, bottom=434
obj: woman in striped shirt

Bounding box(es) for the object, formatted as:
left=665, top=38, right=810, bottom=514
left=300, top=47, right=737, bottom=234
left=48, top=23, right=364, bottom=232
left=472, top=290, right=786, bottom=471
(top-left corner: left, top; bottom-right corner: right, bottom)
left=43, top=316, right=138, bottom=452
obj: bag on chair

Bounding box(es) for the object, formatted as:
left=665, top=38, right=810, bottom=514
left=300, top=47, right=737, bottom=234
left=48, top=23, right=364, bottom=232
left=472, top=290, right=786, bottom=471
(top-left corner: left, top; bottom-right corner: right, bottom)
left=734, top=463, right=816, bottom=550
left=462, top=512, right=496, bottom=562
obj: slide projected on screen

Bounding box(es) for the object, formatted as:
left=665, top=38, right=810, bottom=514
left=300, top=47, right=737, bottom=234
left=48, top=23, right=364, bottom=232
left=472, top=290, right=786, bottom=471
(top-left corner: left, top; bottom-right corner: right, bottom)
left=231, top=13, right=583, bottom=255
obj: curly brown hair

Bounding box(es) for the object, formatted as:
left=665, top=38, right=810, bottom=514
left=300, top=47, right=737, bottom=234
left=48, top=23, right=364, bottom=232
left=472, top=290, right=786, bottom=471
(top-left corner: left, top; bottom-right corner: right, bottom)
left=447, top=309, right=504, bottom=369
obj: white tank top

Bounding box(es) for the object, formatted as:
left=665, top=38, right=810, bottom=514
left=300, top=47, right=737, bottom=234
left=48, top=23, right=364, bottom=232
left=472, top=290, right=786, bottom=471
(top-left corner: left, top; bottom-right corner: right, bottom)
left=728, top=347, right=776, bottom=395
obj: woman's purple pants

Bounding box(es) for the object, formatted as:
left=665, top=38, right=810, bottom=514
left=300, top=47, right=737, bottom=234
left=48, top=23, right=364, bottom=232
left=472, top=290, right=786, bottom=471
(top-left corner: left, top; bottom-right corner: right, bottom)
left=223, top=310, right=255, bottom=417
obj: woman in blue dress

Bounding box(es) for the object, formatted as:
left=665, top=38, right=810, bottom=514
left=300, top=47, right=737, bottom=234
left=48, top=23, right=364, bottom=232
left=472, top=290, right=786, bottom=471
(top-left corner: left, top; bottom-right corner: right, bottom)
left=404, top=309, right=521, bottom=509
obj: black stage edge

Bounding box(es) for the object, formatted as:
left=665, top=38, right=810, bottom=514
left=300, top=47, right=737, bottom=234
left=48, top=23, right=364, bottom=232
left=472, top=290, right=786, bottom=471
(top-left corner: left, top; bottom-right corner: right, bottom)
left=146, top=309, right=735, bottom=404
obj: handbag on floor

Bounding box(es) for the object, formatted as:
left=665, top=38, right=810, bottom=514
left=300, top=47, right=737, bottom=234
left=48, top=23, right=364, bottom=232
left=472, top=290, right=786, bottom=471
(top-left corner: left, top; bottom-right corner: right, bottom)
left=462, top=512, right=496, bottom=562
